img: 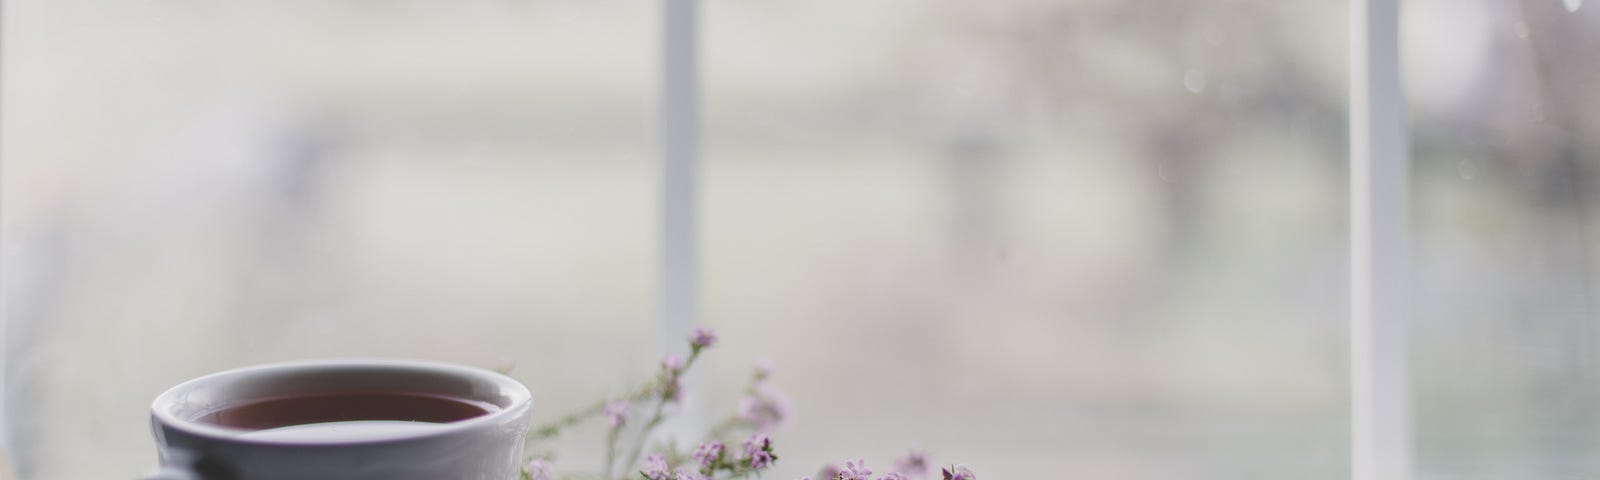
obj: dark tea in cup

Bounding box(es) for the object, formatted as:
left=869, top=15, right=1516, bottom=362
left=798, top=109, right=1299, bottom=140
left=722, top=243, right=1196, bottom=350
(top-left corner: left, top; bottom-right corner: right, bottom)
left=193, top=391, right=500, bottom=441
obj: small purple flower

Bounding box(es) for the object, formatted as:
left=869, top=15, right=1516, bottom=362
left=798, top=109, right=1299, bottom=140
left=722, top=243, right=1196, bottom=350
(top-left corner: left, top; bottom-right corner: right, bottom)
left=940, top=465, right=975, bottom=480
left=523, top=459, right=554, bottom=480
left=817, top=464, right=842, bottom=480
left=878, top=473, right=909, bottom=480
left=675, top=467, right=709, bottom=480
left=692, top=441, right=725, bottom=467
left=894, top=450, right=929, bottom=478
left=643, top=454, right=670, bottom=480
left=742, top=432, right=774, bottom=469
left=741, top=433, right=771, bottom=456
left=738, top=383, right=792, bottom=432
left=840, top=459, right=873, bottom=480
left=603, top=400, right=630, bottom=428
left=749, top=450, right=774, bottom=469
left=659, top=354, right=686, bottom=405
left=691, top=327, right=718, bottom=348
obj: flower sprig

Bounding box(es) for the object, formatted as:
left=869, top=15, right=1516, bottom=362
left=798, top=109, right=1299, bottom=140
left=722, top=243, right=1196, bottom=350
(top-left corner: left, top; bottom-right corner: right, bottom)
left=618, top=328, right=715, bottom=476
left=525, top=327, right=774, bottom=480
left=705, top=360, right=790, bottom=441
left=518, top=327, right=976, bottom=480
left=799, top=454, right=975, bottom=480
left=529, top=328, right=714, bottom=443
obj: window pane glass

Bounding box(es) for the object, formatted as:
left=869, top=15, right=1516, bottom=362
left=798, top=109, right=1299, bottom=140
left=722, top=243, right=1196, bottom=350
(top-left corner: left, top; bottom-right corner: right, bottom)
left=1, top=2, right=654, bottom=477
left=1407, top=1, right=1600, bottom=478
left=702, top=1, right=1349, bottom=478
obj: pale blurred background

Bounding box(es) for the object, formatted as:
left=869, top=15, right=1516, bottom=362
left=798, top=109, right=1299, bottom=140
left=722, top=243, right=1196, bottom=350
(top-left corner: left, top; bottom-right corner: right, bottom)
left=1407, top=0, right=1600, bottom=478
left=0, top=0, right=1595, bottom=479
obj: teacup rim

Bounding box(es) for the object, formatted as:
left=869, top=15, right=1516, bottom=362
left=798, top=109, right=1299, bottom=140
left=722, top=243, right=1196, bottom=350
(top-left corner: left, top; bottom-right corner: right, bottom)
left=150, top=358, right=533, bottom=446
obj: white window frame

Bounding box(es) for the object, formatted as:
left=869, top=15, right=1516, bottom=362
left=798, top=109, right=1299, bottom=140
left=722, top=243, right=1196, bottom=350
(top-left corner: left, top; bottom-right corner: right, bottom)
left=1350, top=1, right=1412, bottom=480
left=659, top=0, right=699, bottom=358
left=0, top=0, right=1414, bottom=476
left=655, top=0, right=1416, bottom=478
left=658, top=0, right=706, bottom=434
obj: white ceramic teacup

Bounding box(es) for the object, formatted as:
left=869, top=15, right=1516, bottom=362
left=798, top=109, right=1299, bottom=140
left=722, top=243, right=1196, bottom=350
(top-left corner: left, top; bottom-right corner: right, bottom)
left=145, top=359, right=532, bottom=480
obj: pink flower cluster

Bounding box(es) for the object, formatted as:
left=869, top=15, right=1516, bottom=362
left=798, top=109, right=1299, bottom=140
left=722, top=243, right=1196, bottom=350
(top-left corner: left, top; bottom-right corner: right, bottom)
left=940, top=465, right=975, bottom=480
left=742, top=433, right=775, bottom=469
left=800, top=454, right=974, bottom=480
left=602, top=400, right=629, bottom=428
left=523, top=459, right=553, bottom=480
left=691, top=327, right=718, bottom=349
left=693, top=441, right=725, bottom=468
left=738, top=382, right=791, bottom=432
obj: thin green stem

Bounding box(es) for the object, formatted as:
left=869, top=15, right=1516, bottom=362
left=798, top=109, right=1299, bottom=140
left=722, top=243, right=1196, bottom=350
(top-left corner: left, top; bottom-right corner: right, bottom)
left=531, top=385, right=658, bottom=440
left=620, top=401, right=668, bottom=477
left=619, top=348, right=703, bottom=476
left=602, top=424, right=623, bottom=479
left=706, top=369, right=768, bottom=441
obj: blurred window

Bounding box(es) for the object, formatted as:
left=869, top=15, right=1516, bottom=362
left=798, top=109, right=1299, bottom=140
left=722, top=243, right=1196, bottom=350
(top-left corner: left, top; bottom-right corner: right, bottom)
left=1407, top=1, right=1600, bottom=479
left=6, top=1, right=1594, bottom=480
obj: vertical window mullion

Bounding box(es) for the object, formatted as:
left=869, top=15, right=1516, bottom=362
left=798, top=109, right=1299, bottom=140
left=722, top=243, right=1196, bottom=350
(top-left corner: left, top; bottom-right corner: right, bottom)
left=660, top=0, right=698, bottom=355
left=1351, top=0, right=1411, bottom=479
left=659, top=0, right=701, bottom=428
